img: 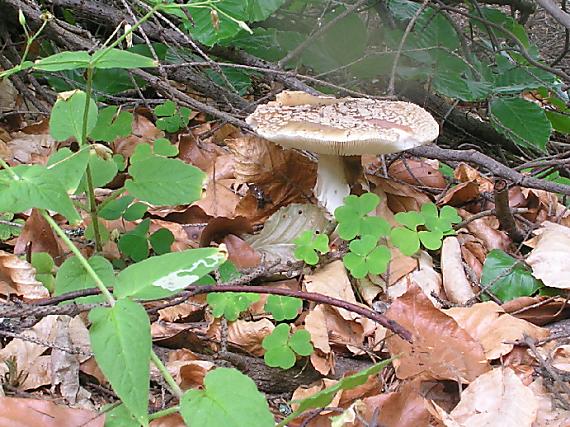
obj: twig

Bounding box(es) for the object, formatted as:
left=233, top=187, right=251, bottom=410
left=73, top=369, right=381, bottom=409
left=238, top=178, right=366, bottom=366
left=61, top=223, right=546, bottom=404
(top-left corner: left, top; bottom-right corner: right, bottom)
left=535, top=0, right=570, bottom=30
left=493, top=179, right=524, bottom=242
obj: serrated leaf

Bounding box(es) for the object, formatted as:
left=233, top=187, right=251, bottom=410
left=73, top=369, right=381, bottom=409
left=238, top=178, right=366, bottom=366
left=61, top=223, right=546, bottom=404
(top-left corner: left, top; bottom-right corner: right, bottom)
left=55, top=255, right=115, bottom=304
left=0, top=165, right=80, bottom=223
left=207, top=292, right=259, bottom=321
left=180, top=368, right=274, bottom=427
left=481, top=249, right=543, bottom=302
left=264, top=295, right=302, bottom=321
left=49, top=91, right=98, bottom=145
left=89, top=299, right=151, bottom=425
left=490, top=98, right=551, bottom=151
left=114, top=248, right=227, bottom=300
left=125, top=156, right=205, bottom=206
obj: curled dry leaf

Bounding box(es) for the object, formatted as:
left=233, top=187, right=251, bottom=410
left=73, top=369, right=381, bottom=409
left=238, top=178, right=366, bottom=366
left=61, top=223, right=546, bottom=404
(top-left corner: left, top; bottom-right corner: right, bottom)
left=0, top=397, right=104, bottom=427
left=367, top=175, right=431, bottom=213
left=503, top=296, right=570, bottom=326
left=386, top=285, right=490, bottom=382
left=192, top=179, right=240, bottom=218
left=463, top=213, right=511, bottom=251
left=226, top=318, right=274, bottom=356
left=0, top=250, right=49, bottom=299
left=457, top=232, right=486, bottom=280
left=526, top=222, right=570, bottom=289
left=455, top=162, right=494, bottom=193
left=388, top=158, right=447, bottom=189
left=439, top=368, right=538, bottom=427
left=438, top=181, right=480, bottom=207
left=5, top=120, right=56, bottom=165
left=445, top=301, right=549, bottom=360
left=441, top=236, right=475, bottom=304
left=14, top=209, right=62, bottom=263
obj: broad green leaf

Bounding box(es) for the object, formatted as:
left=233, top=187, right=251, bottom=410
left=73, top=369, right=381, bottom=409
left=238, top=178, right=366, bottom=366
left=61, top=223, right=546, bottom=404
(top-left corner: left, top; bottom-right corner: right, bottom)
left=34, top=51, right=91, bottom=71
left=46, top=147, right=90, bottom=193
left=546, top=110, right=570, bottom=134
left=89, top=299, right=151, bottom=425
left=247, top=0, right=286, bottom=21
left=279, top=359, right=392, bottom=427
left=418, top=230, right=444, bottom=250
left=55, top=255, right=115, bottom=304
left=489, top=98, right=551, bottom=151
left=394, top=211, right=424, bottom=230
left=391, top=227, right=420, bottom=256
left=289, top=330, right=313, bottom=356
left=49, top=91, right=98, bottom=145
left=122, top=202, right=148, bottom=221
left=77, top=152, right=119, bottom=192
left=125, top=156, right=206, bottom=206
left=264, top=295, right=302, bottom=321
left=91, top=48, right=157, bottom=69
left=480, top=249, right=543, bottom=302
left=153, top=138, right=178, bottom=157
left=207, top=292, right=260, bottom=321
left=335, top=193, right=387, bottom=240
left=114, top=247, right=227, bottom=300
left=180, top=368, right=274, bottom=427
left=149, top=228, right=174, bottom=255
left=0, top=165, right=80, bottom=223
left=154, top=100, right=176, bottom=116
left=104, top=404, right=139, bottom=427
left=262, top=324, right=310, bottom=369
left=118, top=233, right=149, bottom=262
left=90, top=106, right=133, bottom=142
left=31, top=252, right=54, bottom=274
left=98, top=195, right=135, bottom=220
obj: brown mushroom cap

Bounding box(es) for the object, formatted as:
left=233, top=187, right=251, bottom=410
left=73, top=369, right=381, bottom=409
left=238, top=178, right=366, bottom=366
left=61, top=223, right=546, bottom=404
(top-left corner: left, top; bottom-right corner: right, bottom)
left=246, top=91, right=439, bottom=156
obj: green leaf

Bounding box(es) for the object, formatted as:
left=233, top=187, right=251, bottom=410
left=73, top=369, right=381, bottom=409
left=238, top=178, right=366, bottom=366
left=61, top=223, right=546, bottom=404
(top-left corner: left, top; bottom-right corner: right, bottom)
left=480, top=249, right=543, bottom=302
left=153, top=138, right=178, bottom=157
left=122, top=202, right=147, bottom=221
left=34, top=51, right=91, bottom=71
left=77, top=152, right=118, bottom=192
left=55, top=255, right=115, bottom=304
left=264, top=295, right=302, bottom=321
left=394, top=211, right=424, bottom=230
left=390, top=227, right=420, bottom=256
left=288, top=330, right=313, bottom=356
left=207, top=292, right=260, bottom=321
left=489, top=98, right=551, bottom=151
left=247, top=0, right=286, bottom=21
left=99, top=196, right=134, bottom=220
left=125, top=156, right=206, bottom=206
left=0, top=165, right=80, bottom=224
left=293, top=231, right=329, bottom=265
left=154, top=100, right=176, bottom=117
left=89, top=299, right=151, bottom=426
left=118, top=233, right=149, bottom=262
left=114, top=248, right=227, bottom=300
left=262, top=324, right=312, bottom=369
left=49, top=91, right=98, bottom=145
left=91, top=48, right=157, bottom=69
left=418, top=230, right=444, bottom=250
left=546, top=110, right=570, bottom=134
left=31, top=252, right=54, bottom=274
left=335, top=193, right=389, bottom=240
left=0, top=213, right=23, bottom=240
left=149, top=228, right=174, bottom=255
left=90, top=106, right=133, bottom=143
left=279, top=359, right=392, bottom=427
left=46, top=147, right=90, bottom=193
left=343, top=237, right=391, bottom=278
left=180, top=368, right=274, bottom=427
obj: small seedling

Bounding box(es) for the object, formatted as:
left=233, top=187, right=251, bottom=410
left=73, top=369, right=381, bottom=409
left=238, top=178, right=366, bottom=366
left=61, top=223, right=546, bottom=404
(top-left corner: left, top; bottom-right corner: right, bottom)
left=334, top=193, right=390, bottom=240
left=391, top=209, right=444, bottom=256
left=262, top=323, right=313, bottom=369
left=343, top=235, right=391, bottom=278
left=421, top=203, right=461, bottom=234
left=293, top=230, right=329, bottom=265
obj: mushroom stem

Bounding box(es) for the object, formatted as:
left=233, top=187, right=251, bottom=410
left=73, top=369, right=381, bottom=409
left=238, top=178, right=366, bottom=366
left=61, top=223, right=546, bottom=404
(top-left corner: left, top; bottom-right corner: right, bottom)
left=314, top=154, right=351, bottom=215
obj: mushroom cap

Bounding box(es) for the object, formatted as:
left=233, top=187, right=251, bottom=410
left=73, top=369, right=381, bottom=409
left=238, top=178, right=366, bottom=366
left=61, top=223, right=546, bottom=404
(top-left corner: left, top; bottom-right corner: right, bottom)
left=246, top=91, right=439, bottom=156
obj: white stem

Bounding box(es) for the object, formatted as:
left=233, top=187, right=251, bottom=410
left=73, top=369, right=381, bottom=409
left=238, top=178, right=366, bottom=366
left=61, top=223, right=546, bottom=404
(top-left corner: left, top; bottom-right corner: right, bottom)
left=314, top=154, right=350, bottom=215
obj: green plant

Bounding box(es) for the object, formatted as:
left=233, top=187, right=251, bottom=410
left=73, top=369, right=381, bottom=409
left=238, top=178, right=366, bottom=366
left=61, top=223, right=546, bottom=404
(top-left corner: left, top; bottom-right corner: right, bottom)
left=117, top=219, right=174, bottom=262
left=0, top=213, right=24, bottom=240
left=262, top=323, right=313, bottom=369
left=293, top=230, right=329, bottom=265
left=334, top=193, right=390, bottom=240
left=154, top=100, right=192, bottom=133
left=343, top=235, right=391, bottom=279
left=264, top=295, right=303, bottom=321
left=31, top=252, right=56, bottom=292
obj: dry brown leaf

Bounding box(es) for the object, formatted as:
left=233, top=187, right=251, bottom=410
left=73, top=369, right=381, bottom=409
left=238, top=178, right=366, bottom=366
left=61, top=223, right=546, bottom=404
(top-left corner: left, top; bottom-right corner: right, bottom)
left=113, top=113, right=163, bottom=160
left=158, top=300, right=205, bottom=322
left=0, top=250, right=49, bottom=299
left=529, top=378, right=570, bottom=427
left=503, top=296, right=570, bottom=326
left=388, top=158, right=447, bottom=189
left=150, top=413, right=186, bottom=427
left=6, top=120, right=56, bottom=165
left=526, top=222, right=570, bottom=289
left=464, top=214, right=511, bottom=251
left=359, top=379, right=431, bottom=427
left=386, top=285, right=490, bottom=382
left=222, top=234, right=261, bottom=268
left=226, top=319, right=274, bottom=356
left=162, top=358, right=214, bottom=391
left=445, top=301, right=549, bottom=360
left=0, top=397, right=104, bottom=427
left=193, top=179, right=240, bottom=218
left=442, top=367, right=538, bottom=427
left=455, top=163, right=494, bottom=192
left=457, top=232, right=486, bottom=280
left=388, top=250, right=442, bottom=306
left=441, top=236, right=476, bottom=304
left=438, top=181, right=480, bottom=206
left=368, top=175, right=431, bottom=213
left=14, top=209, right=62, bottom=263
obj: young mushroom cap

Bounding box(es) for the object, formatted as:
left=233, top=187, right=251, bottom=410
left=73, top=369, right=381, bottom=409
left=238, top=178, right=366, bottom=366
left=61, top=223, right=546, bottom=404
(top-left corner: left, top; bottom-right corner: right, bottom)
left=246, top=91, right=439, bottom=156
left=245, top=91, right=439, bottom=214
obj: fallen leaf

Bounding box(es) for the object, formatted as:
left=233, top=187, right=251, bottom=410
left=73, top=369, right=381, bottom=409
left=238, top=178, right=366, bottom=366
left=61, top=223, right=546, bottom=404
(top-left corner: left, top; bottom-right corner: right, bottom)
left=0, top=250, right=49, bottom=299
left=526, top=222, right=570, bottom=289
left=441, top=236, right=475, bottom=304
left=14, top=209, right=62, bottom=263
left=388, top=158, right=446, bottom=189
left=386, top=285, right=490, bottom=382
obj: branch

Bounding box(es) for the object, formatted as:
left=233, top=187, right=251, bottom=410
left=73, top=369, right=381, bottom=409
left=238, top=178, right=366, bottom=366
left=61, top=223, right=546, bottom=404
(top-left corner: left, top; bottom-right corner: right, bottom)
left=535, top=0, right=570, bottom=29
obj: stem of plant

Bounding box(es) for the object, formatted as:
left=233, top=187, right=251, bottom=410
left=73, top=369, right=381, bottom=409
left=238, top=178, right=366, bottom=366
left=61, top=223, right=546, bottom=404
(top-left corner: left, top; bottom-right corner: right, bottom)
left=148, top=405, right=180, bottom=421
left=41, top=211, right=183, bottom=399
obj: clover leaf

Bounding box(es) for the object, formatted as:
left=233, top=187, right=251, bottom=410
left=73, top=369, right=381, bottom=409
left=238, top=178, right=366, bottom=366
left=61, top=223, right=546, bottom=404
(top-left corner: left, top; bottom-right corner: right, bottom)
left=207, top=292, right=260, bottom=321
left=264, top=295, right=302, bottom=321
left=154, top=100, right=191, bottom=133
left=293, top=230, right=329, bottom=265
left=0, top=213, right=23, bottom=240
left=262, top=324, right=313, bottom=369
left=421, top=203, right=461, bottom=234
left=343, top=235, right=391, bottom=279
left=334, top=193, right=390, bottom=240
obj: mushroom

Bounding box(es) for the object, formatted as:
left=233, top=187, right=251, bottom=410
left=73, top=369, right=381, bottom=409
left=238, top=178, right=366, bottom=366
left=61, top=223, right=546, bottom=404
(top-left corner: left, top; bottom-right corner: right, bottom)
left=245, top=91, right=439, bottom=214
